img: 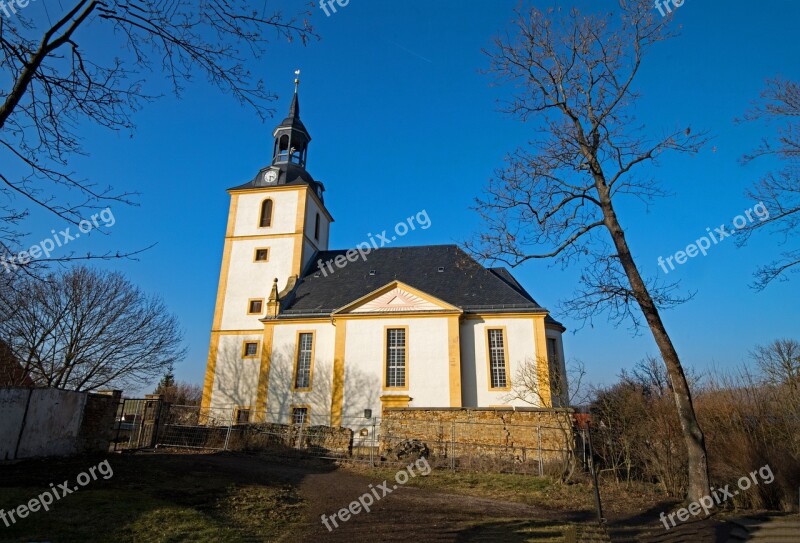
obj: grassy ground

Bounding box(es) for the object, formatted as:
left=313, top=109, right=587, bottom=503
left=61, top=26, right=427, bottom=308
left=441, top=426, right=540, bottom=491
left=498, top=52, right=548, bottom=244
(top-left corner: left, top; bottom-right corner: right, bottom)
left=341, top=462, right=670, bottom=520
left=0, top=453, right=306, bottom=543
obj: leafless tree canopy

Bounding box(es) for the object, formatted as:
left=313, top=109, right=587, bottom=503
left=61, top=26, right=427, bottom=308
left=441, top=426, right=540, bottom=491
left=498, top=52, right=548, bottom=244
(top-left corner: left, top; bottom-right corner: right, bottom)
left=0, top=0, right=314, bottom=261
left=0, top=265, right=186, bottom=391
left=467, top=3, right=704, bottom=329
left=750, top=338, right=800, bottom=391
left=737, top=78, right=800, bottom=289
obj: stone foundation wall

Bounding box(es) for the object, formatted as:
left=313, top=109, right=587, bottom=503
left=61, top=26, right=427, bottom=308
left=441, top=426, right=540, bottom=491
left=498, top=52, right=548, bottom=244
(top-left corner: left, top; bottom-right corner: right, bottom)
left=233, top=423, right=353, bottom=456
left=381, top=407, right=574, bottom=466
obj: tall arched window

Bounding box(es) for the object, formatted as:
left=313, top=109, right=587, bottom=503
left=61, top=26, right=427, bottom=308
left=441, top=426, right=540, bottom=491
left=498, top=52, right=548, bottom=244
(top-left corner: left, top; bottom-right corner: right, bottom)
left=259, top=199, right=273, bottom=228
left=314, top=213, right=320, bottom=240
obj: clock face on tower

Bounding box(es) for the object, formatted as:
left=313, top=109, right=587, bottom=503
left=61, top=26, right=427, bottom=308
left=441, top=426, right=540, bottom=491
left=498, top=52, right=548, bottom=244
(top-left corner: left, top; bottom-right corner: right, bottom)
left=263, top=169, right=278, bottom=185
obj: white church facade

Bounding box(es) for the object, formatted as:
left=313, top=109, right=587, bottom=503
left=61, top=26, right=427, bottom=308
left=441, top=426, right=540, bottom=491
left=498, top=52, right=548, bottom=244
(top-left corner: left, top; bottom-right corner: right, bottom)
left=201, top=83, right=567, bottom=427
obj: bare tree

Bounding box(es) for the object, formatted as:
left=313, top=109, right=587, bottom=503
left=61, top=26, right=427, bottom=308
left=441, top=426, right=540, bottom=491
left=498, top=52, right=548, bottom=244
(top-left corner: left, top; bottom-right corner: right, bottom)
left=0, top=0, right=314, bottom=264
left=0, top=265, right=186, bottom=391
left=750, top=338, right=800, bottom=392
left=468, top=2, right=711, bottom=500
left=154, top=370, right=203, bottom=406
left=737, top=78, right=800, bottom=289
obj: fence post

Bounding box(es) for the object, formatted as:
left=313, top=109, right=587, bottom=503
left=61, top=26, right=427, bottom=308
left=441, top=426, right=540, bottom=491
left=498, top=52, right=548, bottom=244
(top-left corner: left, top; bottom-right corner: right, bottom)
left=223, top=408, right=234, bottom=451
left=370, top=417, right=377, bottom=466
left=537, top=426, right=543, bottom=477
left=450, top=421, right=456, bottom=471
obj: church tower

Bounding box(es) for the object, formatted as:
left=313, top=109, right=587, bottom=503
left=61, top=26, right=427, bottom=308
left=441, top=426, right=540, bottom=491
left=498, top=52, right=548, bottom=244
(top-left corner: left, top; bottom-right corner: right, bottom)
left=202, top=74, right=333, bottom=412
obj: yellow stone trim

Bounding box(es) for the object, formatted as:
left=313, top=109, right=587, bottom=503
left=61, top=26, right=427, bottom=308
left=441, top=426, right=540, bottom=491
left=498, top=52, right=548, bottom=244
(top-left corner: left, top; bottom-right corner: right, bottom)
left=254, top=323, right=274, bottom=422
left=533, top=316, right=553, bottom=407
left=330, top=319, right=347, bottom=427
left=383, top=325, right=410, bottom=392
left=209, top=329, right=266, bottom=335
left=211, top=195, right=239, bottom=330
left=380, top=395, right=411, bottom=413
left=253, top=247, right=270, bottom=263
left=333, top=280, right=463, bottom=315
left=200, top=332, right=221, bottom=412
left=291, top=330, right=316, bottom=392
left=258, top=317, right=330, bottom=325
left=226, top=233, right=298, bottom=242
left=465, top=312, right=549, bottom=320
left=485, top=325, right=512, bottom=392
left=333, top=311, right=461, bottom=320
left=448, top=316, right=462, bottom=407
left=292, top=187, right=307, bottom=276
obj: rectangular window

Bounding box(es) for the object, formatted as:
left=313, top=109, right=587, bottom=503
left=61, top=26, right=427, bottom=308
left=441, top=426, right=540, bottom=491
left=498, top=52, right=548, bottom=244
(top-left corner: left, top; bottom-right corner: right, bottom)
left=292, top=407, right=308, bottom=425
left=243, top=341, right=259, bottom=358
left=385, top=328, right=407, bottom=388
left=248, top=299, right=264, bottom=315
left=236, top=408, right=251, bottom=424
left=254, top=248, right=269, bottom=262
left=294, top=333, right=314, bottom=389
left=547, top=338, right=559, bottom=366
left=488, top=329, right=508, bottom=389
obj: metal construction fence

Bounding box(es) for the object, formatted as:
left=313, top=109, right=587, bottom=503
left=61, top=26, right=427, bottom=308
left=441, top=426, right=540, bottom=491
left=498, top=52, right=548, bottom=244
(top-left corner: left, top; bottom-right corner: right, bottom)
left=117, top=402, right=576, bottom=475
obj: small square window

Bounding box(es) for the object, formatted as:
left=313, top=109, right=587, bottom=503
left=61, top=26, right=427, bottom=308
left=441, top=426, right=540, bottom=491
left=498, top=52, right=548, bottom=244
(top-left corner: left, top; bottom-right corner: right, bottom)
left=292, top=407, right=308, bottom=425
left=236, top=409, right=251, bottom=424
left=243, top=342, right=259, bottom=358
left=254, top=248, right=269, bottom=262
left=248, top=299, right=264, bottom=314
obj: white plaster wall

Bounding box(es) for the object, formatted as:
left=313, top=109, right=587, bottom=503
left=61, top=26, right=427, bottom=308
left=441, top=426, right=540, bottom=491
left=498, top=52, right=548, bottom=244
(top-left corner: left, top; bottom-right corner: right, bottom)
left=266, top=322, right=336, bottom=426
left=220, top=237, right=296, bottom=330
left=546, top=328, right=568, bottom=406
left=233, top=190, right=299, bottom=237
left=461, top=318, right=541, bottom=408
left=210, top=334, right=262, bottom=411
left=304, top=193, right=330, bottom=251
left=341, top=318, right=450, bottom=423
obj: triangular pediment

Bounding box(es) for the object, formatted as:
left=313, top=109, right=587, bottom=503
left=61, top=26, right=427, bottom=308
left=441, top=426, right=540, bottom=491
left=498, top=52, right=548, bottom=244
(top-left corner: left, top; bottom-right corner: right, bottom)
left=334, top=281, right=461, bottom=315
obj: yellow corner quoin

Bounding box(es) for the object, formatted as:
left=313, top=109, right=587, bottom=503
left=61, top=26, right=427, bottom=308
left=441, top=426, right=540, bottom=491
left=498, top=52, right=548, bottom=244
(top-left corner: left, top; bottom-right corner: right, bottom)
left=200, top=332, right=221, bottom=413
left=448, top=316, right=462, bottom=407
left=254, top=323, right=275, bottom=422
left=330, top=319, right=347, bottom=427
left=292, top=186, right=308, bottom=276
left=533, top=316, right=553, bottom=407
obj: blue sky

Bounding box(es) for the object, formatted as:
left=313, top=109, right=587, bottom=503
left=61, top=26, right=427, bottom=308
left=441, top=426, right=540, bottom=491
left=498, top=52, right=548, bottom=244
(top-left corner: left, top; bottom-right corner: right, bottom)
left=8, top=0, right=800, bottom=392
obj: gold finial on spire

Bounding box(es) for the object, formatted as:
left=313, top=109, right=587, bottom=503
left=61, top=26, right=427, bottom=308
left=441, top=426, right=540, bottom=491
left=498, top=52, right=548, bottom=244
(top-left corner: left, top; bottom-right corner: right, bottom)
left=294, top=69, right=301, bottom=93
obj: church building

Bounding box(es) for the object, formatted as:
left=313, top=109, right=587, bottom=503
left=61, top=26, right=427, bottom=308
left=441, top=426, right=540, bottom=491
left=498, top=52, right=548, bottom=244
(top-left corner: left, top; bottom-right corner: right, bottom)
left=201, top=80, right=567, bottom=428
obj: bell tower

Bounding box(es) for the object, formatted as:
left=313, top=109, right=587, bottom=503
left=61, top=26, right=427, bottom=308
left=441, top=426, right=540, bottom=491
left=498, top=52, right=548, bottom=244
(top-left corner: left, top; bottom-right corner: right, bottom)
left=202, top=72, right=334, bottom=411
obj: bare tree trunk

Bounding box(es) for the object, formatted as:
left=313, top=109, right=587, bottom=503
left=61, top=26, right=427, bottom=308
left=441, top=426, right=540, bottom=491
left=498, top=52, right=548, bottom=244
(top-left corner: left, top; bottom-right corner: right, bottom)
left=598, top=186, right=710, bottom=500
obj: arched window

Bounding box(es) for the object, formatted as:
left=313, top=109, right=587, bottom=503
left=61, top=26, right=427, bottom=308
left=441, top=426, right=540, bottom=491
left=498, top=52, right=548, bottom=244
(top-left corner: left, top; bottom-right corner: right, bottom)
left=259, top=199, right=273, bottom=228
left=314, top=213, right=320, bottom=240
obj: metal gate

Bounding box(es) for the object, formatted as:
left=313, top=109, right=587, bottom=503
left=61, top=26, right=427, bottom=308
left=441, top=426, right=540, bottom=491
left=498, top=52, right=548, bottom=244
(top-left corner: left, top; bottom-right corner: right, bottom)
left=113, top=397, right=164, bottom=451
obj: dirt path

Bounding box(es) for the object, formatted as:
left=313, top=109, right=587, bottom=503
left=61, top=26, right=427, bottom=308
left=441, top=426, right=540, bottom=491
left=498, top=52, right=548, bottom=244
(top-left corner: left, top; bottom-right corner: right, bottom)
left=294, top=468, right=549, bottom=542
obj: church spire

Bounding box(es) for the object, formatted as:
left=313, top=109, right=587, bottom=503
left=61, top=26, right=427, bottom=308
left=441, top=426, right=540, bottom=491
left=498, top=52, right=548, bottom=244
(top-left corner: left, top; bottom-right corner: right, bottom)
left=272, top=70, right=310, bottom=168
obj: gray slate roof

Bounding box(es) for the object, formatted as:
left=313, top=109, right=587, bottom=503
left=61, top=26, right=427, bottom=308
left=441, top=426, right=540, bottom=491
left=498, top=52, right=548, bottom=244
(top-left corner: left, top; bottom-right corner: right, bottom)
left=280, top=245, right=563, bottom=328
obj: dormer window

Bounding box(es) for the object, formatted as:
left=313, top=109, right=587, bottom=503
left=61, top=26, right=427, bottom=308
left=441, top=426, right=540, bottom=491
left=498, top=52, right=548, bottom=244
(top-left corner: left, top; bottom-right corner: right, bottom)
left=259, top=199, right=273, bottom=228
